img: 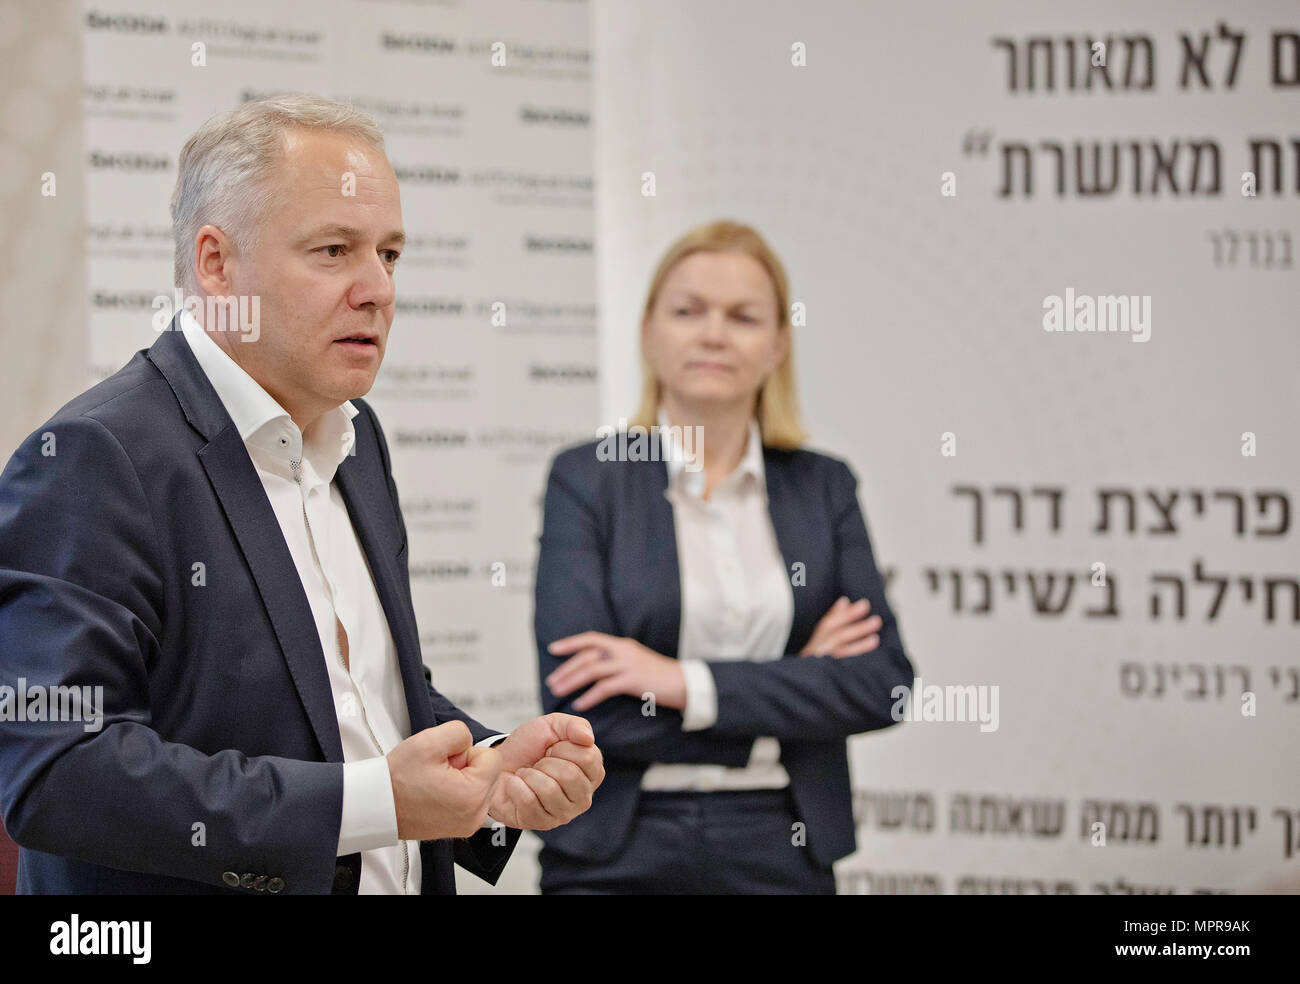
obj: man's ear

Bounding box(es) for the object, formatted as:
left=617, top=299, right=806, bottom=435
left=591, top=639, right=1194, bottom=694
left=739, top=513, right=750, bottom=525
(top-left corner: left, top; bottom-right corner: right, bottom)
left=194, top=224, right=237, bottom=296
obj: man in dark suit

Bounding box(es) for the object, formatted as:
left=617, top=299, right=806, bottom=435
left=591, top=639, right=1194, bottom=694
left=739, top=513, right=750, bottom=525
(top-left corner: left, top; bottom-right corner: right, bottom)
left=0, top=94, right=602, bottom=894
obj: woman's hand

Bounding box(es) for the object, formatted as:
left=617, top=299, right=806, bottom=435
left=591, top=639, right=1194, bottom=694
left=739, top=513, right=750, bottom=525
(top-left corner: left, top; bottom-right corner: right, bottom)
left=545, top=632, right=687, bottom=711
left=800, top=596, right=883, bottom=657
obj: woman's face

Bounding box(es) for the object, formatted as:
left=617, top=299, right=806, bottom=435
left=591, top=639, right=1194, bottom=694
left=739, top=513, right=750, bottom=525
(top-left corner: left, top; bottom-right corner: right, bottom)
left=642, top=250, right=787, bottom=414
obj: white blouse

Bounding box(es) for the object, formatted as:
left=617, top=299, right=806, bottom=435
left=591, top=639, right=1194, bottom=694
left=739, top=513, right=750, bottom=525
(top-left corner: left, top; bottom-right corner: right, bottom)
left=640, top=410, right=794, bottom=791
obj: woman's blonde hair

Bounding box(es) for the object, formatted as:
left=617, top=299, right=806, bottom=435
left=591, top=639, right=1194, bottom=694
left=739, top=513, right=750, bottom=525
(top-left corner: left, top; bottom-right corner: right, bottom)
left=632, top=219, right=807, bottom=449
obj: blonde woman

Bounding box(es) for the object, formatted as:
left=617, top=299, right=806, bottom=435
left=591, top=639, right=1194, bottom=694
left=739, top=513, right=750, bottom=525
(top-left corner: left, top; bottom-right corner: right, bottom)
left=533, top=220, right=914, bottom=893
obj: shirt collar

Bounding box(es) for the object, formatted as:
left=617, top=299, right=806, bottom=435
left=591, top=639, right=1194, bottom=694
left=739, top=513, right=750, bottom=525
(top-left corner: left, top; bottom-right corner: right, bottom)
left=179, top=306, right=358, bottom=482
left=657, top=407, right=765, bottom=499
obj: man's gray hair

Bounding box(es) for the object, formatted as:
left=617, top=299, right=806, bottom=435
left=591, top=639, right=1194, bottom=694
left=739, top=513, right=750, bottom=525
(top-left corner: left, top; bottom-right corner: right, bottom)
left=170, top=93, right=385, bottom=291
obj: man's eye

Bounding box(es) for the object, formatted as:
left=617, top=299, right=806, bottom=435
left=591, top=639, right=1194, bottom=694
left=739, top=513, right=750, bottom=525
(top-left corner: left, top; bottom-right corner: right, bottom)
left=382, top=250, right=401, bottom=265
left=321, top=244, right=346, bottom=258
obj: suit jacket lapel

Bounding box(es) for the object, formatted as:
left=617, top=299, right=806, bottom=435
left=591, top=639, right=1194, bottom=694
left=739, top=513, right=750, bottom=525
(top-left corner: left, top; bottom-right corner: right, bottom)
left=335, top=461, right=434, bottom=733
left=762, top=448, right=820, bottom=653
left=643, top=458, right=683, bottom=659
left=150, top=320, right=345, bottom=761
left=199, top=433, right=345, bottom=760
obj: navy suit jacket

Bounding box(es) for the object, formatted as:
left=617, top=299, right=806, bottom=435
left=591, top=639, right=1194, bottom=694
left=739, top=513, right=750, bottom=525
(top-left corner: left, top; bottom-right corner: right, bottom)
left=533, top=437, right=915, bottom=868
left=0, top=319, right=520, bottom=894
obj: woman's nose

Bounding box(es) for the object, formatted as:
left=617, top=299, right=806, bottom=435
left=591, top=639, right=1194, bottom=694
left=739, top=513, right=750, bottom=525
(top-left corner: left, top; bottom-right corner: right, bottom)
left=699, top=309, right=728, bottom=342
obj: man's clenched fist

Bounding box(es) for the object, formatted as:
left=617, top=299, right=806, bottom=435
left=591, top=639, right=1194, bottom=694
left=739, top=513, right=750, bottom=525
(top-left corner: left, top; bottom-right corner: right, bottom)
left=487, top=713, right=604, bottom=831
left=387, top=721, right=502, bottom=840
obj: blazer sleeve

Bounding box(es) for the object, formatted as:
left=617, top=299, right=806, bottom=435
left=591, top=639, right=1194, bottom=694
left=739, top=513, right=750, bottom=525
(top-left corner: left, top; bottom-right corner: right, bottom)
left=533, top=453, right=756, bottom=768
left=0, top=414, right=344, bottom=894
left=703, top=457, right=916, bottom=741
left=361, top=401, right=521, bottom=880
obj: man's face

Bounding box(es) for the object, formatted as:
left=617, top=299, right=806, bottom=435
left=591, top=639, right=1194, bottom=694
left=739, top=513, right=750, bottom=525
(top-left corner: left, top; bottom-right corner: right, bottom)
left=209, top=128, right=403, bottom=427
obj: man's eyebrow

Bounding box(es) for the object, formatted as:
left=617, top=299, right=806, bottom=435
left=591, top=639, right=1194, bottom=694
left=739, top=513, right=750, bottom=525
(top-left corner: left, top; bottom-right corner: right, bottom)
left=297, top=224, right=406, bottom=246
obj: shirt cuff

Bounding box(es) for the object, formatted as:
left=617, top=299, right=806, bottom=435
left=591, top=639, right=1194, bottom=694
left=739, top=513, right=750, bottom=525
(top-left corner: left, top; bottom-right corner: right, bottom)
left=338, top=756, right=400, bottom=856
left=680, top=659, right=718, bottom=731
left=477, top=733, right=510, bottom=828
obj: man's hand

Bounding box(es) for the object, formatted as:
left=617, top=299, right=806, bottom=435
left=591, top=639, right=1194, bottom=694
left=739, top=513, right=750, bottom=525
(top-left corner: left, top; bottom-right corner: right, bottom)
left=388, top=721, right=502, bottom=840
left=544, top=632, right=687, bottom=711
left=487, top=713, right=604, bottom=831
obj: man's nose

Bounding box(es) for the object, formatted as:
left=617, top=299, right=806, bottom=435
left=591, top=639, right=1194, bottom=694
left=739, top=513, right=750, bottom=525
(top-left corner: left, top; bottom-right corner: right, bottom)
left=350, top=251, right=396, bottom=310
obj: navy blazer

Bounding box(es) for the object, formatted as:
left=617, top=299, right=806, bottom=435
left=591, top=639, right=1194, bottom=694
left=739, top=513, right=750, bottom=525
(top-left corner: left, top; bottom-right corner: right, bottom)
left=533, top=437, right=915, bottom=868
left=0, top=318, right=520, bottom=894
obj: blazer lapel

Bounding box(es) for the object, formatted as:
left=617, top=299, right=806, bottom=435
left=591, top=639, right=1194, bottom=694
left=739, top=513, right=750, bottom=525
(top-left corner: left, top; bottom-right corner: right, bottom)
left=762, top=449, right=821, bottom=653
left=643, top=458, right=683, bottom=659
left=150, top=320, right=344, bottom=761
left=335, top=461, right=435, bottom=733
left=200, top=434, right=345, bottom=760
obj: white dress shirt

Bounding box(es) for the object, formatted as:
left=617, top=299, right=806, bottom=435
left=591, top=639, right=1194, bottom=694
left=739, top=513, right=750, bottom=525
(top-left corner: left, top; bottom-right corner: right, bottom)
left=639, top=409, right=794, bottom=790
left=180, top=310, right=503, bottom=893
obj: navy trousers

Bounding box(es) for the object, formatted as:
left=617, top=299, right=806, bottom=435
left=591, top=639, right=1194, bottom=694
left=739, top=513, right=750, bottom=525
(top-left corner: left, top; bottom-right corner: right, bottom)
left=539, top=788, right=837, bottom=894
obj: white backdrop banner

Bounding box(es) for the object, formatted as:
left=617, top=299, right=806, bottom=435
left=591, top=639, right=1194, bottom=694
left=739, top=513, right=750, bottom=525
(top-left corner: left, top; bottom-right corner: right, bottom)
left=592, top=0, right=1299, bottom=894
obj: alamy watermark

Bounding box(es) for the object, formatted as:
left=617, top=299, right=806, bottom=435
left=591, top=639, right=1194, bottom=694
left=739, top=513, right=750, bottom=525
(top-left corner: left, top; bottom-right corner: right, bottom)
left=0, top=678, right=104, bottom=733
left=50, top=914, right=150, bottom=964
left=1042, top=288, right=1151, bottom=343
left=595, top=418, right=704, bottom=472
left=151, top=289, right=261, bottom=342
left=891, top=677, right=999, bottom=732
